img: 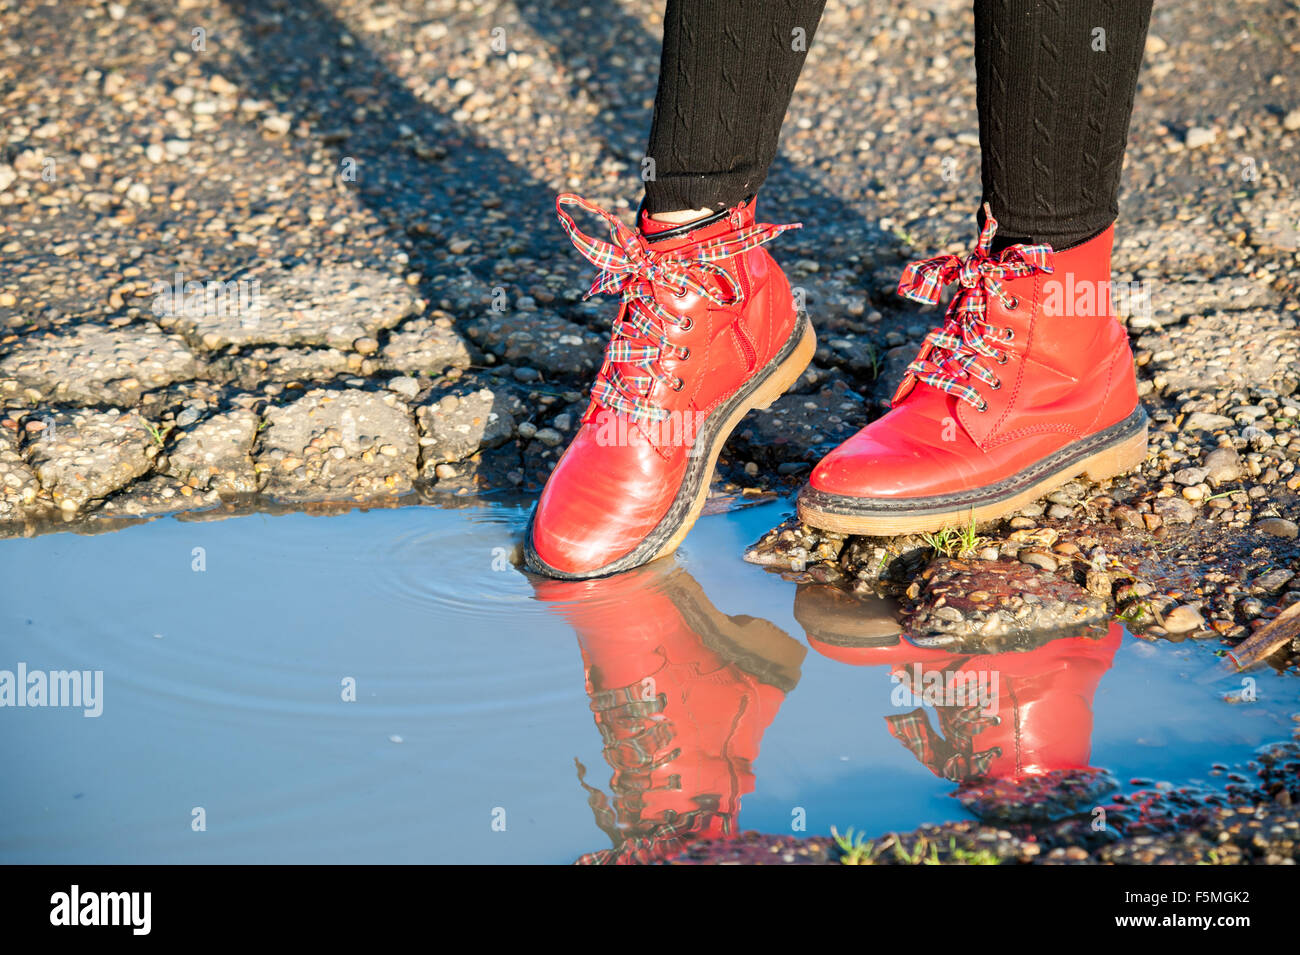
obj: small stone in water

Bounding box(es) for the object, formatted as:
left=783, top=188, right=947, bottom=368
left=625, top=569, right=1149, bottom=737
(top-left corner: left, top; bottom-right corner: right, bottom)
left=1019, top=549, right=1058, bottom=572
left=1162, top=605, right=1205, bottom=634
left=1255, top=517, right=1298, bottom=539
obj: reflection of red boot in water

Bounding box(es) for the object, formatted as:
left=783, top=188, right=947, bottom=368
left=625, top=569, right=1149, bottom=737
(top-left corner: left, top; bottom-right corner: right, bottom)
left=532, top=563, right=805, bottom=864
left=883, top=623, right=1122, bottom=782
left=795, top=586, right=1121, bottom=783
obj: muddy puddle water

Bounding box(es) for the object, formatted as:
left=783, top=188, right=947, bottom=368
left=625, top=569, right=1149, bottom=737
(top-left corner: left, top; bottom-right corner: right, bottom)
left=0, top=500, right=1293, bottom=863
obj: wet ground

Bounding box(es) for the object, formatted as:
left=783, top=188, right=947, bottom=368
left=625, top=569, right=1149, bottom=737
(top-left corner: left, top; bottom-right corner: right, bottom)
left=1, top=0, right=1298, bottom=862
left=0, top=500, right=1297, bottom=864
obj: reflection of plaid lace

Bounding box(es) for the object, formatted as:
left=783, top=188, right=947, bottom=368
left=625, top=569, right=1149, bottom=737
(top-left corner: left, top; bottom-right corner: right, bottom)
left=885, top=706, right=1002, bottom=782
left=894, top=202, right=1053, bottom=411
left=573, top=678, right=729, bottom=864
left=555, top=193, right=799, bottom=425
left=574, top=768, right=729, bottom=865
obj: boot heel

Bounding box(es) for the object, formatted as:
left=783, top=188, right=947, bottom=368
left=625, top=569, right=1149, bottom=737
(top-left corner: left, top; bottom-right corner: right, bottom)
left=1082, top=421, right=1148, bottom=482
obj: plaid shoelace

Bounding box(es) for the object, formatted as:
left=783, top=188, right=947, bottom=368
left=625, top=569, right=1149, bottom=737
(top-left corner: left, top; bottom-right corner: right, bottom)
left=885, top=706, right=1002, bottom=782
left=555, top=193, right=800, bottom=425
left=895, top=203, right=1054, bottom=411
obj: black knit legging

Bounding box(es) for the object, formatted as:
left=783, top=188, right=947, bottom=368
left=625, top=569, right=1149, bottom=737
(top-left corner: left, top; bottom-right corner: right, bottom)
left=643, top=0, right=1153, bottom=252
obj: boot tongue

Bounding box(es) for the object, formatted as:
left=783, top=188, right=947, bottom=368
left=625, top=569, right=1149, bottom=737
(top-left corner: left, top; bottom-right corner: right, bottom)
left=638, top=198, right=755, bottom=252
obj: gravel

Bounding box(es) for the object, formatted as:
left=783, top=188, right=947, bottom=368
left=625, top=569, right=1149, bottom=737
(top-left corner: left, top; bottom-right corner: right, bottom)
left=259, top=388, right=418, bottom=501
left=0, top=324, right=198, bottom=407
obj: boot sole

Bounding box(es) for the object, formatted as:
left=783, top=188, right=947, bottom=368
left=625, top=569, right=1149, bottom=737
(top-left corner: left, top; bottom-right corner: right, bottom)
left=796, top=405, right=1149, bottom=537
left=524, top=313, right=817, bottom=580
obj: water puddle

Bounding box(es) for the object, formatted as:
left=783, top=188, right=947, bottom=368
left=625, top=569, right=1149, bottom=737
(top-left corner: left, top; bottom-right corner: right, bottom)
left=0, top=501, right=1294, bottom=863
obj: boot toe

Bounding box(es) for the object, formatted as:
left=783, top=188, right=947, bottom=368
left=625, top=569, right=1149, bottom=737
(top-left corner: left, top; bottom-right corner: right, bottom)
left=527, top=434, right=685, bottom=578
left=528, top=502, right=654, bottom=577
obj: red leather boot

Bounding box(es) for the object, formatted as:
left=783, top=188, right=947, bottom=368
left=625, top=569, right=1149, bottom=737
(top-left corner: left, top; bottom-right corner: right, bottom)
left=799, top=207, right=1147, bottom=536
left=530, top=563, right=805, bottom=863
left=525, top=194, right=815, bottom=579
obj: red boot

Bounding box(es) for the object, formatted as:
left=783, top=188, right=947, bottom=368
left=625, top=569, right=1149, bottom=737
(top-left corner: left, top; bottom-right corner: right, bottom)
left=799, top=207, right=1146, bottom=536
left=525, top=194, right=815, bottom=579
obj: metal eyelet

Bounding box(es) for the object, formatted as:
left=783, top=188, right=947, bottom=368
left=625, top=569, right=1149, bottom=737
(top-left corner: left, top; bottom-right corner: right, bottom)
left=679, top=317, right=693, bottom=331
left=996, top=351, right=1009, bottom=365
left=1003, top=327, right=1015, bottom=342
left=976, top=399, right=989, bottom=412
left=990, top=378, right=1002, bottom=390
left=1005, top=296, right=1019, bottom=310
left=672, top=377, right=684, bottom=392
left=678, top=346, right=691, bottom=361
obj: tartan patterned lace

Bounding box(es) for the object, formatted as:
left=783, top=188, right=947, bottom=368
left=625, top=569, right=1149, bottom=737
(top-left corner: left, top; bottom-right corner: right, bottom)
left=885, top=705, right=1002, bottom=782
left=895, top=203, right=1054, bottom=411
left=556, top=193, right=800, bottom=425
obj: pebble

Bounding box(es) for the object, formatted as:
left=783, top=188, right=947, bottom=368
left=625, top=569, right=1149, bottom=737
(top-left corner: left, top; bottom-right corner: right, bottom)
left=1183, top=412, right=1234, bottom=431
left=1162, top=605, right=1205, bottom=634
left=386, top=376, right=420, bottom=399
left=1018, top=549, right=1058, bottom=572
left=1255, top=517, right=1298, bottom=539
left=1173, top=466, right=1209, bottom=486
left=175, top=406, right=203, bottom=428
left=1242, top=425, right=1274, bottom=451
left=1202, top=446, right=1243, bottom=484
left=1154, top=496, right=1197, bottom=524
left=1251, top=568, right=1295, bottom=593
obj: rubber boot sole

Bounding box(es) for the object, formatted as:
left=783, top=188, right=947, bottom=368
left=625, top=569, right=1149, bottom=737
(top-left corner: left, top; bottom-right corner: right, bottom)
left=524, top=313, right=817, bottom=580
left=796, top=405, right=1149, bottom=537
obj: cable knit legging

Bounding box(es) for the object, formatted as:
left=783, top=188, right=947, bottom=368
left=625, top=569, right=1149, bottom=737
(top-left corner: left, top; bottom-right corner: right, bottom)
left=643, top=0, right=1153, bottom=252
